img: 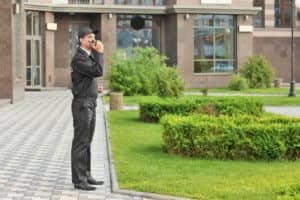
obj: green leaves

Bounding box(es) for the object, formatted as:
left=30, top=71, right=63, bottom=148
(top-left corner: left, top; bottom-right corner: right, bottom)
left=140, top=97, right=263, bottom=122
left=228, top=75, right=248, bottom=91
left=161, top=114, right=300, bottom=160
left=240, top=55, right=275, bottom=88
left=109, top=47, right=184, bottom=97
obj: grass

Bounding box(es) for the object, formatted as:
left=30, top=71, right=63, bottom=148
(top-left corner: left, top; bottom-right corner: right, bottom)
left=103, top=94, right=300, bottom=106
left=108, top=110, right=300, bottom=200
left=186, top=87, right=296, bottom=95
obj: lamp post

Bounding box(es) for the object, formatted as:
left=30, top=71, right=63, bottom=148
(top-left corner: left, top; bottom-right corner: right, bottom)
left=289, top=0, right=296, bottom=96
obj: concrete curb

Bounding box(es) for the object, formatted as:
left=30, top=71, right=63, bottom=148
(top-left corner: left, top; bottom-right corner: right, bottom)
left=101, top=98, right=190, bottom=200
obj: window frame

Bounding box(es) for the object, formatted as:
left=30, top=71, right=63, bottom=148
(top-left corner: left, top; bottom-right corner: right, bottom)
left=193, top=14, right=237, bottom=74
left=253, top=0, right=265, bottom=28
left=114, top=0, right=165, bottom=5
left=274, top=0, right=292, bottom=28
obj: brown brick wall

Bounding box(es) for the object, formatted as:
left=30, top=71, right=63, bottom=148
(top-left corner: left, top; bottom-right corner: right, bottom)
left=100, top=13, right=116, bottom=78
left=254, top=37, right=300, bottom=82
left=0, top=1, right=13, bottom=99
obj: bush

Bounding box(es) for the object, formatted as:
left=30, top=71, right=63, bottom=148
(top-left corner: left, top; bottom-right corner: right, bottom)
left=155, top=67, right=184, bottom=98
left=161, top=114, right=300, bottom=160
left=109, top=52, right=140, bottom=95
left=195, top=98, right=263, bottom=116
left=240, top=55, right=275, bottom=88
left=139, top=97, right=263, bottom=122
left=109, top=47, right=184, bottom=97
left=228, top=75, right=248, bottom=91
left=139, top=99, right=197, bottom=122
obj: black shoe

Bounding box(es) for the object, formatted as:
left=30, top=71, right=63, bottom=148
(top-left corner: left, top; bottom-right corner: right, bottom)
left=87, top=176, right=104, bottom=185
left=74, top=182, right=96, bottom=191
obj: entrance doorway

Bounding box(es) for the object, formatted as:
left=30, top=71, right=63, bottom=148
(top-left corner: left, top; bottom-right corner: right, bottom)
left=25, top=11, right=42, bottom=88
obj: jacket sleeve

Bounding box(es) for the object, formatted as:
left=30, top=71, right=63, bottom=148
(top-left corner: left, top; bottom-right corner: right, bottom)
left=72, top=53, right=103, bottom=78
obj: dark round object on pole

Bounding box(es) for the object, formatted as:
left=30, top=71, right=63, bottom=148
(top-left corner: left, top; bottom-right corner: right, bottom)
left=130, top=16, right=145, bottom=30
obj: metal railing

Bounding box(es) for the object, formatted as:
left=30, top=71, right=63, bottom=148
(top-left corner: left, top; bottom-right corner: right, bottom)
left=68, top=0, right=103, bottom=4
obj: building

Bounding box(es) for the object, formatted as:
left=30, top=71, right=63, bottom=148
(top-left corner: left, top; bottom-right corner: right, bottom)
left=0, top=0, right=300, bottom=102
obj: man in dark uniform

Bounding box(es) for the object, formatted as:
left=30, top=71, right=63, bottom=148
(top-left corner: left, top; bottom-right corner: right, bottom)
left=70, top=27, right=104, bottom=191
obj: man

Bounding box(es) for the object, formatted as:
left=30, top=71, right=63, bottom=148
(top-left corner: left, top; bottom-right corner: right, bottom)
left=70, top=27, right=104, bottom=191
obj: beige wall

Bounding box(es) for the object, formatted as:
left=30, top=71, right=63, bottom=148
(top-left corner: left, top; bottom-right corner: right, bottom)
left=237, top=15, right=253, bottom=71
left=44, top=12, right=55, bottom=87
left=12, top=0, right=26, bottom=102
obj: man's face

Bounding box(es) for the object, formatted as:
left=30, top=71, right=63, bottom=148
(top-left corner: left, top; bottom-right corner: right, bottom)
left=79, top=33, right=95, bottom=50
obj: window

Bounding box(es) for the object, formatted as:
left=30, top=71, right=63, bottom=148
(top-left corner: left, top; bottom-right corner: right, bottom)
left=194, top=15, right=236, bottom=73
left=114, top=0, right=165, bottom=5
left=275, top=0, right=292, bottom=27
left=253, top=0, right=265, bottom=27
left=117, top=15, right=161, bottom=56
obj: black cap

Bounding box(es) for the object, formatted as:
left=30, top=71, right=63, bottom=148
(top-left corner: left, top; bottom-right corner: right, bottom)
left=78, top=27, right=99, bottom=39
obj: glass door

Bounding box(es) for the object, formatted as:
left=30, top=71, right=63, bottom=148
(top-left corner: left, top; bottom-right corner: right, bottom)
left=26, top=38, right=42, bottom=87
left=26, top=11, right=42, bottom=89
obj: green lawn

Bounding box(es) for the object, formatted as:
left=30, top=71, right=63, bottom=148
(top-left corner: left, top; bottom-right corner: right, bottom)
left=103, top=94, right=300, bottom=106
left=108, top=110, right=300, bottom=200
left=186, top=87, right=296, bottom=95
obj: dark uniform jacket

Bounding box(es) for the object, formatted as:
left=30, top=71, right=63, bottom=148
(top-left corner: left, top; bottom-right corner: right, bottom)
left=71, top=48, right=103, bottom=100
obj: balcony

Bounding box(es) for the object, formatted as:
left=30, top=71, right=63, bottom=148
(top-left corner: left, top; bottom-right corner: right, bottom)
left=68, top=0, right=103, bottom=4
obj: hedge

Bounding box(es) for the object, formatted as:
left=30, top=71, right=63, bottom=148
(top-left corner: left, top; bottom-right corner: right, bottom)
left=161, top=114, right=300, bottom=160
left=139, top=97, right=263, bottom=122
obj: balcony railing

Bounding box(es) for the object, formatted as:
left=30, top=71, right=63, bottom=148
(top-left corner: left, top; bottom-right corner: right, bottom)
left=68, top=0, right=103, bottom=4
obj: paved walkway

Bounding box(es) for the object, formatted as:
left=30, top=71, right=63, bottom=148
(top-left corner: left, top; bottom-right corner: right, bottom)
left=265, top=106, right=300, bottom=117
left=0, top=91, right=141, bottom=200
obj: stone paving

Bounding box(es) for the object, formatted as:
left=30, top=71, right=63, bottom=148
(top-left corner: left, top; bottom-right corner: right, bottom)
left=264, top=106, right=300, bottom=117
left=0, top=91, right=144, bottom=200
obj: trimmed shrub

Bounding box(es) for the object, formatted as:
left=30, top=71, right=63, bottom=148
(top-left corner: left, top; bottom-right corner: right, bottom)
left=240, top=55, right=275, bottom=88
left=139, top=99, right=197, bottom=122
left=161, top=114, right=300, bottom=160
left=139, top=97, right=263, bottom=122
left=228, top=75, right=248, bottom=91
left=194, top=98, right=263, bottom=116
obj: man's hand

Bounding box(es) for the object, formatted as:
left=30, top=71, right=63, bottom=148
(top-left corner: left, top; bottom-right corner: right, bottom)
left=97, top=85, right=104, bottom=93
left=91, top=40, right=104, bottom=53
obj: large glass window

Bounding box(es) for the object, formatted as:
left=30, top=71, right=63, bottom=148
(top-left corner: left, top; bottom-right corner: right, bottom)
left=115, top=0, right=164, bottom=5
left=117, top=15, right=161, bottom=56
left=275, top=0, right=292, bottom=27
left=194, top=15, right=236, bottom=73
left=253, top=0, right=265, bottom=27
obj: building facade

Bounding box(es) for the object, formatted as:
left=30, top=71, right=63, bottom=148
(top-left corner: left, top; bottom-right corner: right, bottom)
left=1, top=0, right=299, bottom=101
